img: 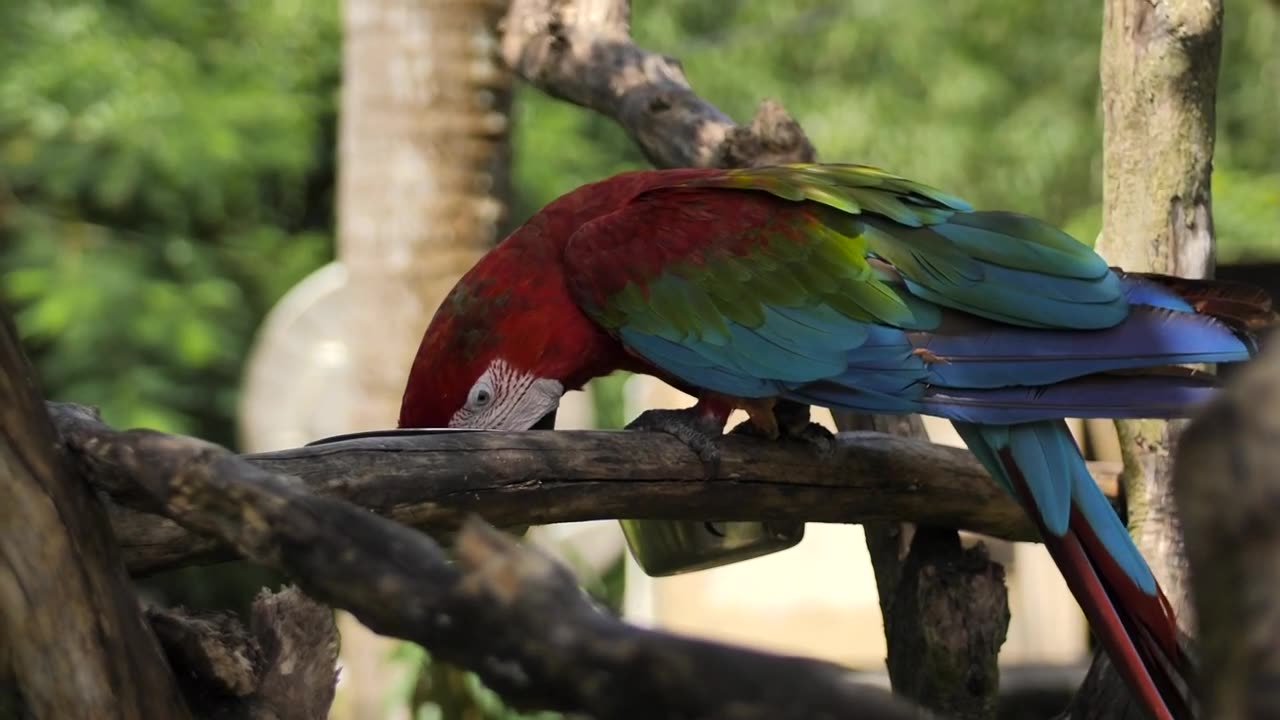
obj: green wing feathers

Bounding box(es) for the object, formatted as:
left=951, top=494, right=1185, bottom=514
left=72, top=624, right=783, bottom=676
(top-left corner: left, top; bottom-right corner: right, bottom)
left=584, top=163, right=1127, bottom=335
left=676, top=163, right=974, bottom=226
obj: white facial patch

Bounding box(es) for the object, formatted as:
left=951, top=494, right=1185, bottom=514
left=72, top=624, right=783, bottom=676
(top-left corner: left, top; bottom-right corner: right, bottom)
left=448, top=358, right=564, bottom=430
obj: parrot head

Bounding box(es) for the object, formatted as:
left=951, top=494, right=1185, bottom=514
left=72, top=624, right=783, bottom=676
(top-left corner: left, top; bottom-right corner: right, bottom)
left=398, top=259, right=568, bottom=430
left=397, top=223, right=626, bottom=431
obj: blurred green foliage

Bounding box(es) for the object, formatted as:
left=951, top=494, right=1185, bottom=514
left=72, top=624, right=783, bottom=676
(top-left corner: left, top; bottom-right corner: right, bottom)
left=0, top=0, right=338, bottom=446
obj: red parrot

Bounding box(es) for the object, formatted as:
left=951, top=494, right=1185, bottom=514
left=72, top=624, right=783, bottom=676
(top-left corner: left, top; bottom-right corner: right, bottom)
left=399, top=163, right=1273, bottom=720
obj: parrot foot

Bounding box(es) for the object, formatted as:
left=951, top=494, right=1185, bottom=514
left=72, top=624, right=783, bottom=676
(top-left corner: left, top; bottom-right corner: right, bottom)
left=730, top=400, right=836, bottom=457
left=626, top=408, right=724, bottom=479
left=729, top=418, right=836, bottom=457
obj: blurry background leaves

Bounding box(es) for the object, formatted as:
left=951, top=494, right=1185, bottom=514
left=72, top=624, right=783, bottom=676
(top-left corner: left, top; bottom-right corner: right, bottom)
left=0, top=0, right=339, bottom=445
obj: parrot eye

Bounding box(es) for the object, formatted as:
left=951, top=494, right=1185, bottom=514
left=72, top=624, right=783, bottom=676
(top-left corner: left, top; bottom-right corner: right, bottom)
left=467, top=380, right=495, bottom=409
left=448, top=359, right=564, bottom=430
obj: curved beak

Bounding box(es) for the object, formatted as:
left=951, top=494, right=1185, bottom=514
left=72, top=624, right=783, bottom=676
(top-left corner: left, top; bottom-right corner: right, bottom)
left=303, top=427, right=488, bottom=447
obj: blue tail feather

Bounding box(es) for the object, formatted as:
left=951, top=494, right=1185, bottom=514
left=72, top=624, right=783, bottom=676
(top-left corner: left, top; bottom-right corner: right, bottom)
left=953, top=419, right=1157, bottom=595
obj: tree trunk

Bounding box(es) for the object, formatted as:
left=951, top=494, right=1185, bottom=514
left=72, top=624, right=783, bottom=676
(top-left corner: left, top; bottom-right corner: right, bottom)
left=335, top=0, right=514, bottom=716
left=0, top=303, right=192, bottom=720
left=1069, top=0, right=1223, bottom=715
left=338, top=0, right=514, bottom=432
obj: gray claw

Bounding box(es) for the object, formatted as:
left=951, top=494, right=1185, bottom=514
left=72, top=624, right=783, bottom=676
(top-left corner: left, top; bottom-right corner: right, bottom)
left=626, top=408, right=724, bottom=479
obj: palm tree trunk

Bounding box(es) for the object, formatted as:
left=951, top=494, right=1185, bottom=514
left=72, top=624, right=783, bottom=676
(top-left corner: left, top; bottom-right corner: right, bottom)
left=333, top=1, right=512, bottom=716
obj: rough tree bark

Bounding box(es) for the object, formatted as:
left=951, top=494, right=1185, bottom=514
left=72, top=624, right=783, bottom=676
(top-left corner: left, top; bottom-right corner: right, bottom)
left=835, top=413, right=1010, bottom=720
left=1175, top=338, right=1280, bottom=719
left=48, top=403, right=931, bottom=720
left=59, top=410, right=1123, bottom=577
left=0, top=306, right=192, bottom=720
left=1069, top=0, right=1224, bottom=716
left=501, top=0, right=816, bottom=170
left=1095, top=0, right=1222, bottom=622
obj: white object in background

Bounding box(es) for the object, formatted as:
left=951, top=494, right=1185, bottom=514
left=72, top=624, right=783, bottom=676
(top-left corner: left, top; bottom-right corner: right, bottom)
left=239, top=262, right=354, bottom=453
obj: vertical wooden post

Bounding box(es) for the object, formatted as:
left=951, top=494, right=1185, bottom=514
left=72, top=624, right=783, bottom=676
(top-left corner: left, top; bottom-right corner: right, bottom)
left=334, top=1, right=514, bottom=716
left=1071, top=0, right=1223, bottom=714
left=338, top=0, right=514, bottom=432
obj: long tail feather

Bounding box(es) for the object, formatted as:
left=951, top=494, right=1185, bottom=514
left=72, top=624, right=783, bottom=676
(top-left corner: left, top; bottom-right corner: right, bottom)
left=908, top=305, right=1251, bottom=389
left=922, top=372, right=1221, bottom=424
left=954, top=420, right=1193, bottom=720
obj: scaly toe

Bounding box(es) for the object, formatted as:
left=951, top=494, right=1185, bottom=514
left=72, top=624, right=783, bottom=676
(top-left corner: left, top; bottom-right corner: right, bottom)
left=625, top=408, right=724, bottom=479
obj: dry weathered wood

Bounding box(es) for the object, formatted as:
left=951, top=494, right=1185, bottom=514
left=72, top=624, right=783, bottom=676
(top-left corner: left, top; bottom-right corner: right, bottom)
left=500, top=0, right=814, bottom=169
left=1070, top=0, right=1224, bottom=716
left=51, top=402, right=1122, bottom=576
left=0, top=307, right=192, bottom=720
left=1175, top=339, right=1280, bottom=719
left=146, top=586, right=339, bottom=720
left=834, top=412, right=1010, bottom=720
left=53, top=402, right=930, bottom=719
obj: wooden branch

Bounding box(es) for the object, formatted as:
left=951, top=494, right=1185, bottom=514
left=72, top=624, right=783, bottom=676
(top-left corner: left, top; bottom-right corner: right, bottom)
left=0, top=307, right=191, bottom=719
left=500, top=0, right=814, bottom=168
left=51, top=402, right=1121, bottom=576
left=1072, top=0, right=1224, bottom=715
left=52, top=401, right=930, bottom=719
left=1175, top=338, right=1280, bottom=719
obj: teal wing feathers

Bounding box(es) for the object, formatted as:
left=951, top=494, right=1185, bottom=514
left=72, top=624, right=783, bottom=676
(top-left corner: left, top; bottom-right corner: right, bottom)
left=563, top=163, right=1249, bottom=413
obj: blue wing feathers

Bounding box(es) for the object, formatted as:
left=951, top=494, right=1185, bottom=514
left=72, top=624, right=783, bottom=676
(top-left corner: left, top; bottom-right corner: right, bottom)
left=918, top=305, right=1251, bottom=389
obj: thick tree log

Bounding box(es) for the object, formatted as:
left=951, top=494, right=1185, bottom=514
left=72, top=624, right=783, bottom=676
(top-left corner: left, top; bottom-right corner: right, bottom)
left=50, top=404, right=929, bottom=719
left=1175, top=339, right=1280, bottom=719
left=50, top=402, right=1122, bottom=577
left=1070, top=0, right=1224, bottom=716
left=0, top=307, right=191, bottom=719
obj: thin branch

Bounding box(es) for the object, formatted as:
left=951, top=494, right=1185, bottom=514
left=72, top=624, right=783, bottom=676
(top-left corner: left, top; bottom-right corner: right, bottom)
left=500, top=0, right=815, bottom=168
left=52, top=405, right=930, bottom=719
left=49, top=403, right=1121, bottom=577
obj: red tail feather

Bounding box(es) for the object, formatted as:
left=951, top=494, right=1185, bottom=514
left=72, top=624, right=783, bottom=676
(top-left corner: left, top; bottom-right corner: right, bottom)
left=998, top=449, right=1194, bottom=720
